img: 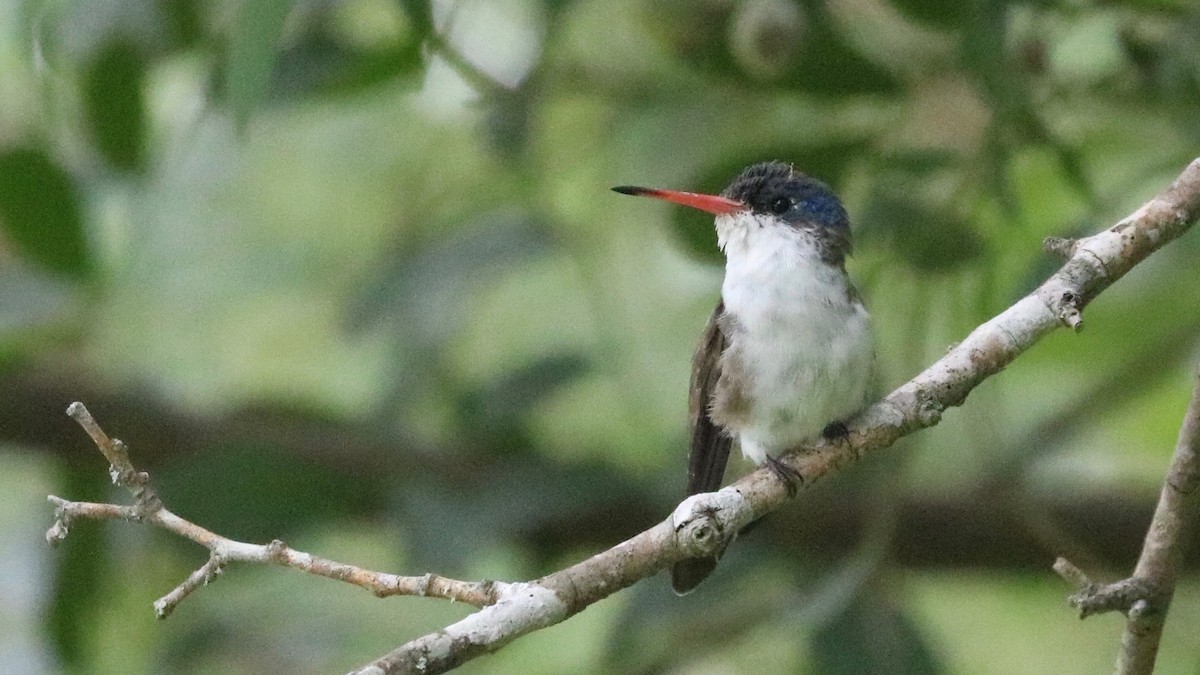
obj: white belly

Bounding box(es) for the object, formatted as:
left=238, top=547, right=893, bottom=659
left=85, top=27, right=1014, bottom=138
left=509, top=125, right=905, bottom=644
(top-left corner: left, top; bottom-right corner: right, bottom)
left=717, top=214, right=874, bottom=464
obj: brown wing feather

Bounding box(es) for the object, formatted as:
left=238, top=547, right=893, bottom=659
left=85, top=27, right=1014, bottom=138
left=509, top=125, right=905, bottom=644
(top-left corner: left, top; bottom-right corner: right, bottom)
left=685, top=301, right=733, bottom=496
left=672, top=301, right=733, bottom=595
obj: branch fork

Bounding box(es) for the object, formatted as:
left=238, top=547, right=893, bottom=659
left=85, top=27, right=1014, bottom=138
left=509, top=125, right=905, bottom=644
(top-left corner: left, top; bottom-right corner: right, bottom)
left=1053, top=558, right=1161, bottom=620
left=1054, top=363, right=1200, bottom=674
left=670, top=488, right=752, bottom=559
left=48, top=402, right=500, bottom=619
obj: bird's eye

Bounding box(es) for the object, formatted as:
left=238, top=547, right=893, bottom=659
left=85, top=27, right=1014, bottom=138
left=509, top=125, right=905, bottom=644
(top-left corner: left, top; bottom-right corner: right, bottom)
left=769, top=197, right=791, bottom=215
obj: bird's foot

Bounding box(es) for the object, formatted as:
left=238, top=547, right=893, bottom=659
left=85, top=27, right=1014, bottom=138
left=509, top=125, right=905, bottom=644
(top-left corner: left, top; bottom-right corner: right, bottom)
left=764, top=455, right=802, bottom=497
left=821, top=420, right=850, bottom=444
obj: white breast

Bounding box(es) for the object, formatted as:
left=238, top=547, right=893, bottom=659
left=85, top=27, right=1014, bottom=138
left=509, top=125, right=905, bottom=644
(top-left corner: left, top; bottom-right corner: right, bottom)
left=716, top=212, right=874, bottom=464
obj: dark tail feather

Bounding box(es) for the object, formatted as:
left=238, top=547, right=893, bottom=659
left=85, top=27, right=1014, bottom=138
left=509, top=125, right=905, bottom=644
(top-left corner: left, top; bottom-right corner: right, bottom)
left=674, top=302, right=733, bottom=594
left=672, top=557, right=718, bottom=595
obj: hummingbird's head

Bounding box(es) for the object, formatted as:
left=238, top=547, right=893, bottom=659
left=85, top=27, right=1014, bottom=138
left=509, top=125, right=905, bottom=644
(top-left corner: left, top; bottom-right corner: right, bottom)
left=614, top=161, right=852, bottom=266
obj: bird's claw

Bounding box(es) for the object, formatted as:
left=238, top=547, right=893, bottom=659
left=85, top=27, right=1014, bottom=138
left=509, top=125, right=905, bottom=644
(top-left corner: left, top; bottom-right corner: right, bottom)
left=821, top=420, right=850, bottom=443
left=764, top=455, right=802, bottom=497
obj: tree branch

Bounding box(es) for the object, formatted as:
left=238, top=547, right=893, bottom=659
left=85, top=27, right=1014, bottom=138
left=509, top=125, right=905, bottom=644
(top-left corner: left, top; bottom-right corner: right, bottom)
left=46, top=158, right=1200, bottom=674
left=352, top=157, right=1200, bottom=674
left=1054, top=363, right=1200, bottom=675
left=47, top=403, right=498, bottom=618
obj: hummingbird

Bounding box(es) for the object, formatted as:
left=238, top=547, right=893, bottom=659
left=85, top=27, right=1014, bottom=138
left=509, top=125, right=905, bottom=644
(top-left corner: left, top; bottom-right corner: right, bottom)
left=614, top=161, right=874, bottom=593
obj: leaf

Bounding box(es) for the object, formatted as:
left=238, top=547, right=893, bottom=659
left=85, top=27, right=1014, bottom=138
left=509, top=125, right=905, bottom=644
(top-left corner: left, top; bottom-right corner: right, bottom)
left=47, top=461, right=112, bottom=668
left=781, top=0, right=901, bottom=95
left=267, top=0, right=428, bottom=102
left=455, top=353, right=590, bottom=450
left=603, top=540, right=864, bottom=672
left=270, top=34, right=424, bottom=99
left=82, top=40, right=147, bottom=173
left=160, top=0, right=204, bottom=49
left=398, top=0, right=434, bottom=38
left=812, top=590, right=944, bottom=675
left=0, top=148, right=91, bottom=280
left=156, top=443, right=384, bottom=541
left=348, top=213, right=557, bottom=414
left=643, top=0, right=738, bottom=77
left=399, top=459, right=646, bottom=573
left=960, top=2, right=1037, bottom=139
left=602, top=553, right=783, bottom=672
left=856, top=152, right=987, bottom=273
left=348, top=213, right=556, bottom=341
left=860, top=188, right=985, bottom=272
left=226, top=0, right=297, bottom=129
left=482, top=84, right=536, bottom=160
left=645, top=0, right=899, bottom=93
left=890, top=0, right=971, bottom=29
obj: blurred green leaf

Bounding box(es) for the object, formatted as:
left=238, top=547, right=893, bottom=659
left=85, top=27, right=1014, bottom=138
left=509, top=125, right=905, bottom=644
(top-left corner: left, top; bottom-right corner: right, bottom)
left=399, top=459, right=647, bottom=573
left=271, top=32, right=424, bottom=99
left=159, top=0, right=205, bottom=49
left=157, top=444, right=384, bottom=541
left=48, top=461, right=112, bottom=668
left=483, top=84, right=537, bottom=160
left=350, top=214, right=556, bottom=339
left=642, top=0, right=734, bottom=76
left=1122, top=11, right=1200, bottom=103
left=350, top=214, right=558, bottom=416
left=861, top=188, right=984, bottom=272
left=456, top=353, right=590, bottom=450
left=83, top=40, right=147, bottom=173
left=857, top=151, right=986, bottom=272
left=226, top=0, right=296, bottom=129
left=398, top=0, right=434, bottom=38
left=728, top=0, right=807, bottom=80
left=890, top=0, right=970, bottom=29
left=644, top=0, right=899, bottom=93
left=961, top=2, right=1041, bottom=152
left=783, top=0, right=901, bottom=95
left=602, top=551, right=788, bottom=672
left=813, top=589, right=944, bottom=675
left=871, top=149, right=960, bottom=175
left=1049, top=11, right=1127, bottom=86
left=0, top=266, right=74, bottom=362
left=0, top=148, right=91, bottom=281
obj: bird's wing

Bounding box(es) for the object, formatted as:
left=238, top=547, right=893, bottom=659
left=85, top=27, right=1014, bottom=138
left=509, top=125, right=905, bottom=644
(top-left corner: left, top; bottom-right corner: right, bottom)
left=685, top=301, right=733, bottom=496
left=672, top=301, right=733, bottom=595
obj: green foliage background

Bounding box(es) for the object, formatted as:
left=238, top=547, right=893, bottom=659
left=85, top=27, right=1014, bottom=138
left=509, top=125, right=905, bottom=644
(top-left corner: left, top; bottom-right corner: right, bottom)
left=1, top=0, right=1200, bottom=672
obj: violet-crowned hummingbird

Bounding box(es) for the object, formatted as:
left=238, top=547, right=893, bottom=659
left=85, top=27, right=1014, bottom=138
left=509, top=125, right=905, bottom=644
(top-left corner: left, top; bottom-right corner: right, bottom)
left=614, top=161, right=875, bottom=593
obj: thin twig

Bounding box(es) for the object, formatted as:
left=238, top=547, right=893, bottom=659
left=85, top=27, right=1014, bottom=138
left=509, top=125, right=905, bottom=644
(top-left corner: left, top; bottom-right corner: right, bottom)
left=1053, top=557, right=1094, bottom=590
left=48, top=403, right=499, bottom=615
left=1051, top=364, right=1200, bottom=673
left=1043, top=236, right=1078, bottom=259
left=1053, top=557, right=1154, bottom=619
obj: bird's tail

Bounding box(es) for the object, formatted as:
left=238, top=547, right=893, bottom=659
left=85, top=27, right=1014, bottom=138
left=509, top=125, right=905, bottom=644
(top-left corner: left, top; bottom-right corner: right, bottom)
left=671, top=557, right=718, bottom=595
